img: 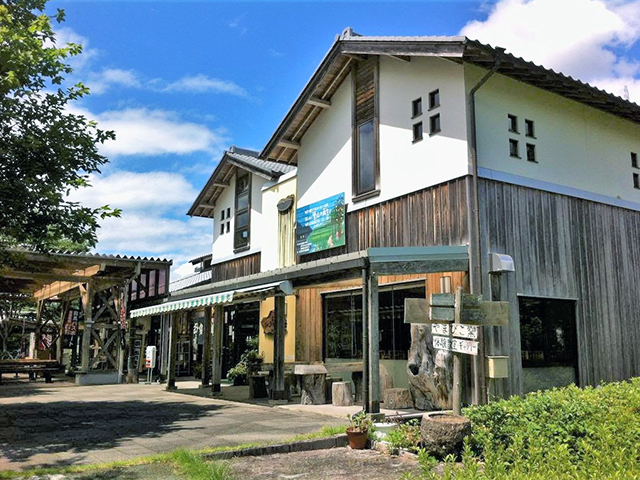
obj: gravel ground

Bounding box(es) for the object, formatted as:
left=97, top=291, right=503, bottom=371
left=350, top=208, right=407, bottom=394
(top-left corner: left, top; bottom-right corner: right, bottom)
left=225, top=447, right=420, bottom=480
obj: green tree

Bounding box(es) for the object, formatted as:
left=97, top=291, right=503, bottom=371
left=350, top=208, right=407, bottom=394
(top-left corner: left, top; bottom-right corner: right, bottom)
left=0, top=0, right=119, bottom=261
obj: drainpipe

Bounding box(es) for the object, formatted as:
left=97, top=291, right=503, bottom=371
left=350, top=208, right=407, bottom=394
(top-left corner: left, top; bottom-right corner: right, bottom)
left=465, top=48, right=503, bottom=405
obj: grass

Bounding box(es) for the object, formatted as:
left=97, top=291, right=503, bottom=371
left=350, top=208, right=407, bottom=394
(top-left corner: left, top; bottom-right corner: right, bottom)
left=0, top=424, right=347, bottom=480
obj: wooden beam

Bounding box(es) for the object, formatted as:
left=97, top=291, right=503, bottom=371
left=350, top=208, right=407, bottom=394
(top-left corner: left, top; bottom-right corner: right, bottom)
left=367, top=272, right=380, bottom=414
left=277, top=139, right=301, bottom=150
left=211, top=305, right=224, bottom=393
left=79, top=282, right=92, bottom=373
left=213, top=180, right=230, bottom=187
left=307, top=97, right=331, bottom=108
left=361, top=268, right=369, bottom=413
left=167, top=312, right=178, bottom=390
left=201, top=307, right=212, bottom=387
left=388, top=54, right=411, bottom=63
left=272, top=295, right=287, bottom=400
left=198, top=204, right=215, bottom=210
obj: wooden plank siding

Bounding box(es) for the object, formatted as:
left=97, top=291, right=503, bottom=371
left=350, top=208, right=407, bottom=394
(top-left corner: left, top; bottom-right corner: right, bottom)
left=295, top=272, right=467, bottom=363
left=478, top=178, right=640, bottom=396
left=211, top=253, right=261, bottom=283
left=298, top=177, right=469, bottom=264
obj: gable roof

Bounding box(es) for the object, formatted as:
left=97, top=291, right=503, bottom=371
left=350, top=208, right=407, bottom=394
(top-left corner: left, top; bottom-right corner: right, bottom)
left=261, top=28, right=640, bottom=165
left=188, top=146, right=296, bottom=219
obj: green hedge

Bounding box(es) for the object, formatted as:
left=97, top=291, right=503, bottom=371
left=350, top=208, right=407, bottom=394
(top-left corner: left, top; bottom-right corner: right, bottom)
left=406, top=378, right=640, bottom=480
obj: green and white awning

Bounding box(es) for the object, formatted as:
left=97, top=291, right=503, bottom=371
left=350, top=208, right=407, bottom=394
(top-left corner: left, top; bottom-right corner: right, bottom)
left=129, top=291, right=234, bottom=318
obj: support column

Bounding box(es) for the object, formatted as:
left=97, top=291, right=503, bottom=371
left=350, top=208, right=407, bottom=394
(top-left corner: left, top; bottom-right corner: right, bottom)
left=272, top=295, right=287, bottom=400
left=211, top=305, right=224, bottom=393
left=201, top=306, right=212, bottom=387
left=116, top=288, right=126, bottom=383
left=80, top=283, right=93, bottom=373
left=126, top=317, right=138, bottom=383
left=56, top=301, right=68, bottom=364
left=367, top=272, right=380, bottom=414
left=167, top=312, right=178, bottom=390
left=361, top=267, right=370, bottom=412
left=34, top=300, right=44, bottom=357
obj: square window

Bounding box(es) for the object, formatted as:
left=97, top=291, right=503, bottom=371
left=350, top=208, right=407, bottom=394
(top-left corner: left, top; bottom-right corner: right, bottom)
left=525, top=119, right=535, bottom=137
left=412, top=122, right=423, bottom=142
left=429, top=89, right=440, bottom=109
left=508, top=114, right=518, bottom=133
left=220, top=223, right=224, bottom=235
left=632, top=152, right=638, bottom=169
left=412, top=98, right=422, bottom=118
left=509, top=139, right=520, bottom=158
left=634, top=173, right=640, bottom=189
left=526, top=143, right=536, bottom=162
left=429, top=114, right=441, bottom=135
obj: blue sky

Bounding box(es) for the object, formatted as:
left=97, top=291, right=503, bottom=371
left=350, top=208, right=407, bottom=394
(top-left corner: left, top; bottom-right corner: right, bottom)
left=56, top=0, right=640, bottom=279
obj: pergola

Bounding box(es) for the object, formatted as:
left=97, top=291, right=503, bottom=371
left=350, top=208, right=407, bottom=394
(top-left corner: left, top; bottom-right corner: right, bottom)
left=0, top=250, right=172, bottom=383
left=134, top=245, right=469, bottom=413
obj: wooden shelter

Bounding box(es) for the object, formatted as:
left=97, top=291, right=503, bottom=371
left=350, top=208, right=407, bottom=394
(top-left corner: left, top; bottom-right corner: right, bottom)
left=0, top=250, right=171, bottom=384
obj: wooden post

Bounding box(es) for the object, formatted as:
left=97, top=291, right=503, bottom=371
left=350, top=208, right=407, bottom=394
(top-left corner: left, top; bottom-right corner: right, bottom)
left=201, top=306, right=212, bottom=387
left=80, top=283, right=92, bottom=373
left=367, top=272, right=380, bottom=414
left=34, top=300, right=44, bottom=356
left=211, top=305, right=224, bottom=393
left=57, top=301, right=68, bottom=364
left=361, top=267, right=370, bottom=412
left=167, top=312, right=178, bottom=390
left=272, top=295, right=287, bottom=400
left=126, top=317, right=138, bottom=383
left=452, top=286, right=463, bottom=416
left=116, top=288, right=126, bottom=383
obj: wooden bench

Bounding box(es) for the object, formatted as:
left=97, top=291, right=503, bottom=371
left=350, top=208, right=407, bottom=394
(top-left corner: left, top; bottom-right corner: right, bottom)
left=0, top=359, right=63, bottom=384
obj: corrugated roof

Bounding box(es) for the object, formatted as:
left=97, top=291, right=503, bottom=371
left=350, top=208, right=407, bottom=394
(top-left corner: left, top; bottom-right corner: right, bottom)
left=11, top=249, right=172, bottom=264
left=188, top=146, right=295, bottom=219
left=260, top=28, right=640, bottom=164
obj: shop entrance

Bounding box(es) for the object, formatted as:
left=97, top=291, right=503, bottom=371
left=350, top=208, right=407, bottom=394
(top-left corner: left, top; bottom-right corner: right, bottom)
left=221, top=302, right=260, bottom=379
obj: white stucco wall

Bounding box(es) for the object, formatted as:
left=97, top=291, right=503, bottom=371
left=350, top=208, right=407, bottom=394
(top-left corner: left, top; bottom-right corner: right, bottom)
left=467, top=64, right=640, bottom=205
left=211, top=171, right=265, bottom=263
left=296, top=56, right=469, bottom=212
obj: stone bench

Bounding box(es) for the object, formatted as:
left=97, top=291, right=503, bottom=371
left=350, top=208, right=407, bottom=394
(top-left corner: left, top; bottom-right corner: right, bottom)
left=294, top=364, right=328, bottom=405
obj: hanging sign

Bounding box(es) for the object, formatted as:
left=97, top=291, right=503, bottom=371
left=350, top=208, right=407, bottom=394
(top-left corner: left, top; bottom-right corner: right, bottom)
left=295, top=192, right=346, bottom=255
left=432, top=323, right=479, bottom=340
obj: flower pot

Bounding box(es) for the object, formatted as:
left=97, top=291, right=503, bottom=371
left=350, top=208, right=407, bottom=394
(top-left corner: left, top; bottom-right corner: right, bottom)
left=346, top=427, right=368, bottom=449
left=372, top=422, right=398, bottom=441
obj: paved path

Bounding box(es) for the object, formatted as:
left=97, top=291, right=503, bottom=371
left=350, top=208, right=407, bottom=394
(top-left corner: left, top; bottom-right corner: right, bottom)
left=0, top=379, right=343, bottom=472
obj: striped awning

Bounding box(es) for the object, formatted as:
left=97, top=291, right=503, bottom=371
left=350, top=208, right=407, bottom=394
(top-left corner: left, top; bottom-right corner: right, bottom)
left=129, top=291, right=233, bottom=318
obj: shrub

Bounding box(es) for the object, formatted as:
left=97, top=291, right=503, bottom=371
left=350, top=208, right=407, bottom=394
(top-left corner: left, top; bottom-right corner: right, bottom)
left=404, top=378, right=640, bottom=480
left=387, top=419, right=422, bottom=453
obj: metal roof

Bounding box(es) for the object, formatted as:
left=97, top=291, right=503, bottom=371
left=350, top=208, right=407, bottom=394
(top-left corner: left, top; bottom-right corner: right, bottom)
left=261, top=28, right=640, bottom=164
left=188, top=146, right=295, bottom=219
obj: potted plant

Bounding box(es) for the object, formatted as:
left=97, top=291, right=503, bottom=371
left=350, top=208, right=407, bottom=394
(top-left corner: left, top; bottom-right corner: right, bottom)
left=346, top=411, right=372, bottom=449
left=227, top=362, right=248, bottom=386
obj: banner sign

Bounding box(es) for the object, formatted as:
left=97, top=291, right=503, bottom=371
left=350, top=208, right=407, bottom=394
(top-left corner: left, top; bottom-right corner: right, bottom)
left=295, top=192, right=346, bottom=255
left=432, top=335, right=479, bottom=356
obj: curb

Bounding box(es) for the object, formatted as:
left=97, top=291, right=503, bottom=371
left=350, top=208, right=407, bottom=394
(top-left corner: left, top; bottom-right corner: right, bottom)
left=202, top=434, right=349, bottom=460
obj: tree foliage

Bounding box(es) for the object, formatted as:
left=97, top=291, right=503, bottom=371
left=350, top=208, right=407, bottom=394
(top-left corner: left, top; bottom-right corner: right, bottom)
left=0, top=0, right=119, bottom=259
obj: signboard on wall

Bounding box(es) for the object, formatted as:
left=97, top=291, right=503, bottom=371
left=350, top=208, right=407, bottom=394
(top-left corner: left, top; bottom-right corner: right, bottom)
left=295, top=192, right=346, bottom=255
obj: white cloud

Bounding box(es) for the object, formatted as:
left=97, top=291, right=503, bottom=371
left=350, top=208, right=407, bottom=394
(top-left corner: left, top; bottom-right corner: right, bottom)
left=163, top=75, right=249, bottom=96
left=460, top=0, right=640, bottom=102
left=54, top=27, right=99, bottom=71
left=68, top=170, right=212, bottom=278
left=68, top=106, right=229, bottom=157
left=86, top=68, right=142, bottom=95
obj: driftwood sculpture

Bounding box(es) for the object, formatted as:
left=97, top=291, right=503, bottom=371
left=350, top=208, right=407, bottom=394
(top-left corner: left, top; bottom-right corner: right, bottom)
left=407, top=324, right=453, bottom=410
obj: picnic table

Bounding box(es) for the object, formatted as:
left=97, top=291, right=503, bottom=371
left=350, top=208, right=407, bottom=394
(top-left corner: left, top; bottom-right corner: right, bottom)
left=0, top=359, right=63, bottom=384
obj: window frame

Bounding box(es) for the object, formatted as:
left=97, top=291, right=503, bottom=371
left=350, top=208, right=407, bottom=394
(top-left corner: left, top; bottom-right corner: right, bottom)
left=428, top=89, right=440, bottom=110
left=429, top=113, right=441, bottom=136
left=526, top=143, right=537, bottom=163
left=634, top=172, right=640, bottom=190
left=525, top=119, right=535, bottom=138
left=632, top=152, right=638, bottom=169
left=351, top=62, right=380, bottom=202
left=509, top=138, right=520, bottom=158
left=233, top=171, right=251, bottom=252
left=508, top=114, right=519, bottom=134
left=411, top=97, right=422, bottom=118
left=412, top=121, right=423, bottom=143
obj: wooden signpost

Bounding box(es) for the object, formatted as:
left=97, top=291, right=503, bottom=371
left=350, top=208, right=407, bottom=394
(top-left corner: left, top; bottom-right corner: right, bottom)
left=404, top=286, right=509, bottom=415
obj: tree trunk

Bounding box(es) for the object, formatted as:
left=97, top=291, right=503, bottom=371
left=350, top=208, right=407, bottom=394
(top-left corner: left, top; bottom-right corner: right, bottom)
left=331, top=381, right=353, bottom=406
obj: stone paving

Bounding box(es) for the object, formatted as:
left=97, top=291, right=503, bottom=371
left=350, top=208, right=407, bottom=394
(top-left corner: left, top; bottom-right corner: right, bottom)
left=0, top=378, right=344, bottom=472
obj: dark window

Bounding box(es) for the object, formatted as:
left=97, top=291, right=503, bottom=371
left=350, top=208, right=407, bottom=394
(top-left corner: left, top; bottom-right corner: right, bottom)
left=324, top=283, right=425, bottom=360
left=220, top=223, right=224, bottom=235
left=526, top=143, right=536, bottom=162
left=525, top=119, right=535, bottom=137
left=632, top=152, right=638, bottom=169
left=234, top=172, right=251, bottom=251
left=412, top=98, right=422, bottom=118
left=508, top=114, right=518, bottom=133
left=509, top=139, right=520, bottom=158
left=429, top=114, right=441, bottom=135
left=634, top=173, right=640, bottom=189
left=227, top=207, right=231, bottom=218
left=412, top=122, right=423, bottom=143
left=519, top=297, right=577, bottom=369
left=221, top=210, right=225, bottom=220
left=226, top=221, right=230, bottom=233
left=429, top=89, right=440, bottom=109
left=355, top=119, right=376, bottom=195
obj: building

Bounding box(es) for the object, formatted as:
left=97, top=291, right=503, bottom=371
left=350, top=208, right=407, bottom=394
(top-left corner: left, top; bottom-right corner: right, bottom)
left=132, top=29, right=640, bottom=409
